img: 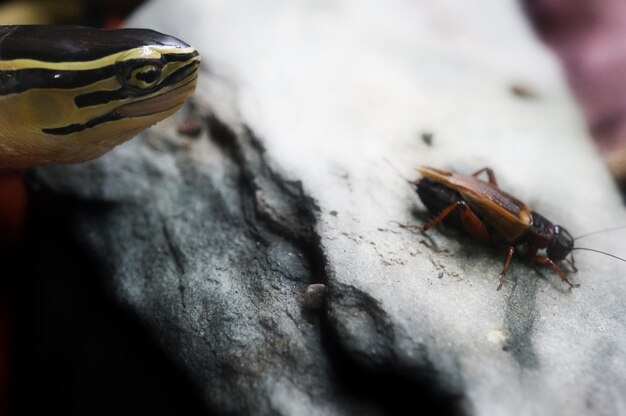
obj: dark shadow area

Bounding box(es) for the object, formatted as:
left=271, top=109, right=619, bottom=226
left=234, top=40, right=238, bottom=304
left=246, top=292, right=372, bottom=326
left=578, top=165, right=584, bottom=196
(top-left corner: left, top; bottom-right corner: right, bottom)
left=298, top=205, right=465, bottom=415
left=318, top=308, right=466, bottom=416
left=5, top=186, right=211, bottom=416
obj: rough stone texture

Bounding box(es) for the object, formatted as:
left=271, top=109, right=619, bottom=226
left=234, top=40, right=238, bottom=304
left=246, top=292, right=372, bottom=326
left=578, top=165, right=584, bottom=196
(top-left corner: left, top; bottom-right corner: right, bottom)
left=28, top=1, right=626, bottom=415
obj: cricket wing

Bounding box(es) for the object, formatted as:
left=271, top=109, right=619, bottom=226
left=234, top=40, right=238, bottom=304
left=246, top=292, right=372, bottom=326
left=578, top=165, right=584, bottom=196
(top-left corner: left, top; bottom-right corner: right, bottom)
left=416, top=166, right=532, bottom=242
left=416, top=166, right=454, bottom=184
left=458, top=182, right=532, bottom=242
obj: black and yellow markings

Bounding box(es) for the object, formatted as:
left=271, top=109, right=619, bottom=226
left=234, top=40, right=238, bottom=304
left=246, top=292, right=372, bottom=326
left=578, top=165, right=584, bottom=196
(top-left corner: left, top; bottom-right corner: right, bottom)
left=0, top=25, right=200, bottom=168
left=0, top=27, right=200, bottom=135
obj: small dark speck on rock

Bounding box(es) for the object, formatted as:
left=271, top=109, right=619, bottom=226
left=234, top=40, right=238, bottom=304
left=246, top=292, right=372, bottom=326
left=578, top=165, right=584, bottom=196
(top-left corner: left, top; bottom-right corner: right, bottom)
left=177, top=116, right=203, bottom=138
left=303, top=284, right=326, bottom=310
left=421, top=132, right=434, bottom=146
left=437, top=272, right=444, bottom=279
left=329, top=210, right=338, bottom=217
left=510, top=83, right=538, bottom=99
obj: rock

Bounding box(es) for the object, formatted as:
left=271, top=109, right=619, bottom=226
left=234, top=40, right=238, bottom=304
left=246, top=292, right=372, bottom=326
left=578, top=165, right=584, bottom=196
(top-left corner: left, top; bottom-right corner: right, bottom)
left=303, top=284, right=327, bottom=310
left=27, top=0, right=626, bottom=415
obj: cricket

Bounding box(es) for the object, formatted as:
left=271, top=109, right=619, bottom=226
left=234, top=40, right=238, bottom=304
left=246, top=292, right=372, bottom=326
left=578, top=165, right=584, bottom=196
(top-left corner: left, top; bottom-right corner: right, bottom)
left=402, top=166, right=626, bottom=290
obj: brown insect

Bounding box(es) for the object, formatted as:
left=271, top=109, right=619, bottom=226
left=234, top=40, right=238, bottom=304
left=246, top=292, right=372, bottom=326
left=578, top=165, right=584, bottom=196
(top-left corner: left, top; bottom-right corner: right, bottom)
left=402, top=166, right=626, bottom=290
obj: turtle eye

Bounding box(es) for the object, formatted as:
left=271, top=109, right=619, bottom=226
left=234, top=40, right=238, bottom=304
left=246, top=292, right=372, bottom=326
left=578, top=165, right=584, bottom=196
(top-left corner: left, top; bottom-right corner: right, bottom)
left=122, top=63, right=162, bottom=89
left=130, top=64, right=161, bottom=88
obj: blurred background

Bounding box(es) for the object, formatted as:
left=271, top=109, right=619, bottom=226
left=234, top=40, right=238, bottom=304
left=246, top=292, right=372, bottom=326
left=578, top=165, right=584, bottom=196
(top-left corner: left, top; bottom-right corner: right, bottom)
left=0, top=0, right=144, bottom=28
left=1, top=0, right=625, bottom=414
left=525, top=0, right=626, bottom=187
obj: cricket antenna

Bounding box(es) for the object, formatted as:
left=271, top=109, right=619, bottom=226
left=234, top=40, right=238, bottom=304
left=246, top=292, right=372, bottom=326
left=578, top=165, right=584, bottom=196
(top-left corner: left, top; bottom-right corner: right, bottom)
left=382, top=157, right=417, bottom=185
left=571, top=247, right=626, bottom=263
left=574, top=224, right=626, bottom=240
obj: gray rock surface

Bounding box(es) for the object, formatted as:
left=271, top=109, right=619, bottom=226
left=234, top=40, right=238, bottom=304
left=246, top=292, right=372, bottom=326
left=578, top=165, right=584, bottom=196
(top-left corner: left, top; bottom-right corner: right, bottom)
left=30, top=0, right=626, bottom=415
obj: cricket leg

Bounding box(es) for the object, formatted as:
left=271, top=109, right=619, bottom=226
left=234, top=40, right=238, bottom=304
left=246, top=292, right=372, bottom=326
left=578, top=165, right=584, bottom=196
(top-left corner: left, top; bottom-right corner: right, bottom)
left=565, top=254, right=578, bottom=273
left=472, top=167, right=498, bottom=187
left=530, top=255, right=579, bottom=289
left=497, top=246, right=515, bottom=290
left=397, top=202, right=466, bottom=232
left=400, top=200, right=490, bottom=240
